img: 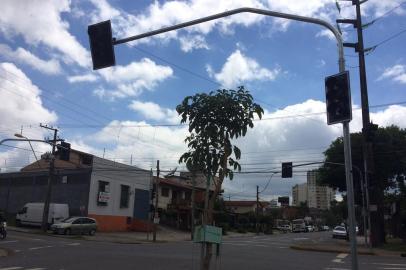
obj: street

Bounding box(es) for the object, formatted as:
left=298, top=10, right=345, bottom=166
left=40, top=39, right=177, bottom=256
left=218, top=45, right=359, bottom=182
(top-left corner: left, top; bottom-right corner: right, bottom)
left=1, top=231, right=404, bottom=270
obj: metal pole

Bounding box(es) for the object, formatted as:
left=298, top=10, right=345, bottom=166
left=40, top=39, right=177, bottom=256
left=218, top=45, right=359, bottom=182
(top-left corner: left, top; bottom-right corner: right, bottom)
left=191, top=172, right=196, bottom=240
left=342, top=123, right=359, bottom=270
left=256, top=185, right=259, bottom=235
left=153, top=160, right=160, bottom=242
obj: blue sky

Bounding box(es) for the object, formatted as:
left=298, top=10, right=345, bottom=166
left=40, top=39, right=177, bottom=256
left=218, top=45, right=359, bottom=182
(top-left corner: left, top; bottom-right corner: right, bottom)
left=0, top=0, right=405, bottom=201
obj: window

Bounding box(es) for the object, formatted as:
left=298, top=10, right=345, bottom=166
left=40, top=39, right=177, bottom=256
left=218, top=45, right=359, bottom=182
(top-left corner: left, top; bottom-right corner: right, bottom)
left=161, top=187, right=169, bottom=197
left=97, top=181, right=110, bottom=206
left=185, top=191, right=191, bottom=201
left=120, top=185, right=130, bottom=208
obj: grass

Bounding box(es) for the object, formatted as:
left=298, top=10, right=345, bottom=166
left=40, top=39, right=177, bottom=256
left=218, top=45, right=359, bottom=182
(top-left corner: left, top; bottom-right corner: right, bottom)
left=381, top=238, right=406, bottom=253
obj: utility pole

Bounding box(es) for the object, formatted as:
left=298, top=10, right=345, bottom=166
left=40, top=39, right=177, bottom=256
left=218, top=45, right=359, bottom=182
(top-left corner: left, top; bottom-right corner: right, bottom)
left=256, top=185, right=259, bottom=235
left=337, top=0, right=379, bottom=247
left=153, top=160, right=160, bottom=242
left=39, top=124, right=58, bottom=232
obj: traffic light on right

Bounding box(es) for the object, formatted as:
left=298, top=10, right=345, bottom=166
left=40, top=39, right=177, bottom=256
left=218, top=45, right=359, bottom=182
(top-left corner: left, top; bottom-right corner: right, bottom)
left=88, top=20, right=116, bottom=70
left=282, top=162, right=292, bottom=178
left=325, top=71, right=352, bottom=125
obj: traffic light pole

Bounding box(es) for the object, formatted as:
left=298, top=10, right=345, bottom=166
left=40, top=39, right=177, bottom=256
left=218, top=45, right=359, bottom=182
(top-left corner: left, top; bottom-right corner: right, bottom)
left=338, top=0, right=382, bottom=247
left=90, top=7, right=358, bottom=269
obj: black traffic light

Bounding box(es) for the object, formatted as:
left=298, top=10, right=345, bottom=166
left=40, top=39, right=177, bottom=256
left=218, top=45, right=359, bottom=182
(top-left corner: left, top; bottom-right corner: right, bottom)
left=325, top=71, right=352, bottom=125
left=58, top=142, right=71, bottom=161
left=281, top=162, right=292, bottom=178
left=88, top=20, right=116, bottom=70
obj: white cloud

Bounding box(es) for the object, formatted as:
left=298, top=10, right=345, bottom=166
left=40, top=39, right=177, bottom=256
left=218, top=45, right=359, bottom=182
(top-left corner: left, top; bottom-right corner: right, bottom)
left=67, top=73, right=98, bottom=83
left=129, top=100, right=180, bottom=124
left=208, top=50, right=280, bottom=88
left=0, top=0, right=90, bottom=68
left=0, top=44, right=61, bottom=75
left=179, top=35, right=209, bottom=52
left=96, top=58, right=173, bottom=99
left=0, top=62, right=58, bottom=171
left=379, top=64, right=406, bottom=84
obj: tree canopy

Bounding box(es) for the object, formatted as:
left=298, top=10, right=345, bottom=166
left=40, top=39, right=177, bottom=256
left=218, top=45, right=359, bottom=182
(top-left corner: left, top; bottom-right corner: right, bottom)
left=318, top=125, right=406, bottom=201
left=177, top=86, right=263, bottom=182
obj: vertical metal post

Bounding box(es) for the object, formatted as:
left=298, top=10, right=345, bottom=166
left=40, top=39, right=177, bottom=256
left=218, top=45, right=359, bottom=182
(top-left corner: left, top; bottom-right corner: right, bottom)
left=342, top=123, right=359, bottom=270
left=256, top=185, right=259, bottom=235
left=153, top=160, right=160, bottom=242
left=191, top=172, right=196, bottom=240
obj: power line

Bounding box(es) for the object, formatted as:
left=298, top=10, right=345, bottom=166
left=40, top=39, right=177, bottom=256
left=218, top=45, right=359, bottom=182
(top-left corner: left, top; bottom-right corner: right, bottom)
left=365, top=28, right=406, bottom=54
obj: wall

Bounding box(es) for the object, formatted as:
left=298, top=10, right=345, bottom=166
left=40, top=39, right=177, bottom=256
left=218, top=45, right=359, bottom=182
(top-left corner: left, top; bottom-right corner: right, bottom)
left=87, top=157, right=151, bottom=232
left=0, top=170, right=91, bottom=217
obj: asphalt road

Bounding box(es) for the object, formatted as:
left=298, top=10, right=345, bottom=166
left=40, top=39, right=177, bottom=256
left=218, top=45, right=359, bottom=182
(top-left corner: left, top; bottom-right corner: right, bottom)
left=0, top=231, right=404, bottom=270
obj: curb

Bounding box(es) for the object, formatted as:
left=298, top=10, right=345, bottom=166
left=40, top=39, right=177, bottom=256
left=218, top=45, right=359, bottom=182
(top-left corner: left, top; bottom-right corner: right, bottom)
left=290, top=245, right=375, bottom=255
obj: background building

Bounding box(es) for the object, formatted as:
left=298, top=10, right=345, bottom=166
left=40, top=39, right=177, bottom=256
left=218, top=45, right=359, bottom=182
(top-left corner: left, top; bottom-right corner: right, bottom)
left=292, top=171, right=334, bottom=210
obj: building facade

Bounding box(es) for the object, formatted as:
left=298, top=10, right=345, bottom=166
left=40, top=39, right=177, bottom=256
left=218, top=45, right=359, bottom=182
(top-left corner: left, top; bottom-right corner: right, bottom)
left=0, top=148, right=151, bottom=232
left=292, top=183, right=307, bottom=206
left=291, top=171, right=334, bottom=210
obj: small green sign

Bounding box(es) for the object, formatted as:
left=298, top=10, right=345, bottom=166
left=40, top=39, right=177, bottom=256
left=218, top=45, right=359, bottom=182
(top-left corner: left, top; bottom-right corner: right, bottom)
left=193, top=225, right=222, bottom=244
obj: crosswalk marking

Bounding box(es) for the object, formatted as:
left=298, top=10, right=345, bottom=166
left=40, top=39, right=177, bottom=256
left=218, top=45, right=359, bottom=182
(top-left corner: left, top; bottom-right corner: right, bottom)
left=28, top=246, right=52, bottom=250
left=336, top=253, right=348, bottom=259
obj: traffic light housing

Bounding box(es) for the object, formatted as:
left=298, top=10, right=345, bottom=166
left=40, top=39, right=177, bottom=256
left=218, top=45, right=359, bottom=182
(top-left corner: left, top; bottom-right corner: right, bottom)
left=325, top=71, right=352, bottom=125
left=88, top=20, right=116, bottom=70
left=281, top=162, right=292, bottom=178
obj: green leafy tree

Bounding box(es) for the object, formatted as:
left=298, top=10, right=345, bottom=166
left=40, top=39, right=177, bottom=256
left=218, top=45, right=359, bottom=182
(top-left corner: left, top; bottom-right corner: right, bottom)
left=318, top=125, right=406, bottom=244
left=177, top=86, right=263, bottom=269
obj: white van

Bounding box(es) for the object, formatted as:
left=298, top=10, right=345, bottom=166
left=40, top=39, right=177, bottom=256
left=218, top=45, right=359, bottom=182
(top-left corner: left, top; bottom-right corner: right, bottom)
left=16, top=203, right=69, bottom=227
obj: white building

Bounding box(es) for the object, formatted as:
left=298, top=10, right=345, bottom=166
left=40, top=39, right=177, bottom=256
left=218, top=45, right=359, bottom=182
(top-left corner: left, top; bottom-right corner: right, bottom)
left=292, top=183, right=308, bottom=206
left=292, top=171, right=335, bottom=210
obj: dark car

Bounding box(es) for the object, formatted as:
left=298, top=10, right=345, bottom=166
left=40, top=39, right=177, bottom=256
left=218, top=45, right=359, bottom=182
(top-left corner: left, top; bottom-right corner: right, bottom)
left=51, top=217, right=97, bottom=235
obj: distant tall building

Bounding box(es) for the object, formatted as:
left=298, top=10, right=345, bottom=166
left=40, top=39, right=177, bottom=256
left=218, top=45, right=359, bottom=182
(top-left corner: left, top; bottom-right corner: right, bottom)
left=291, top=171, right=335, bottom=210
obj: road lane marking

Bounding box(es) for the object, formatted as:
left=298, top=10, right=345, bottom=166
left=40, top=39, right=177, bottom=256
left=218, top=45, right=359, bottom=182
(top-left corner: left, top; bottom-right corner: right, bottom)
left=0, top=267, right=23, bottom=270
left=25, top=268, right=45, bottom=270
left=293, top=238, right=309, bottom=240
left=332, top=259, right=344, bottom=263
left=324, top=268, right=349, bottom=270
left=336, top=253, right=348, bottom=259
left=66, top=243, right=80, bottom=246
left=0, top=240, right=19, bottom=244
left=377, top=268, right=406, bottom=270
left=29, top=245, right=53, bottom=250
left=14, top=250, right=21, bottom=253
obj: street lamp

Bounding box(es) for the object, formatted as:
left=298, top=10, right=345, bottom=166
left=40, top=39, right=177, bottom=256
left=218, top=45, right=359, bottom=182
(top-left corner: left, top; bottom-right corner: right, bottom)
left=14, top=133, right=39, bottom=162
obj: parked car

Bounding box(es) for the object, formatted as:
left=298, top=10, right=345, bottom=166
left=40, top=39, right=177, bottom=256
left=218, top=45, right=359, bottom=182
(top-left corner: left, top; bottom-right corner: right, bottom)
left=51, top=217, right=97, bottom=235
left=322, top=225, right=330, bottom=231
left=16, top=203, right=69, bottom=227
left=305, top=225, right=314, bottom=232
left=332, top=226, right=348, bottom=239
left=279, top=224, right=291, bottom=232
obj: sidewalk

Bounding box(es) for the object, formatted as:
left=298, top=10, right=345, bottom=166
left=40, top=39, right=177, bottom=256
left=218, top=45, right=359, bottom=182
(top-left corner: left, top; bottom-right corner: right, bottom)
left=290, top=236, right=405, bottom=257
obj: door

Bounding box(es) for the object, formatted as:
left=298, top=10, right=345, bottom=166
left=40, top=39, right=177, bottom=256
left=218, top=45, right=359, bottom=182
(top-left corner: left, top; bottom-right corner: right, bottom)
left=133, top=189, right=150, bottom=220
left=71, top=218, right=82, bottom=234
